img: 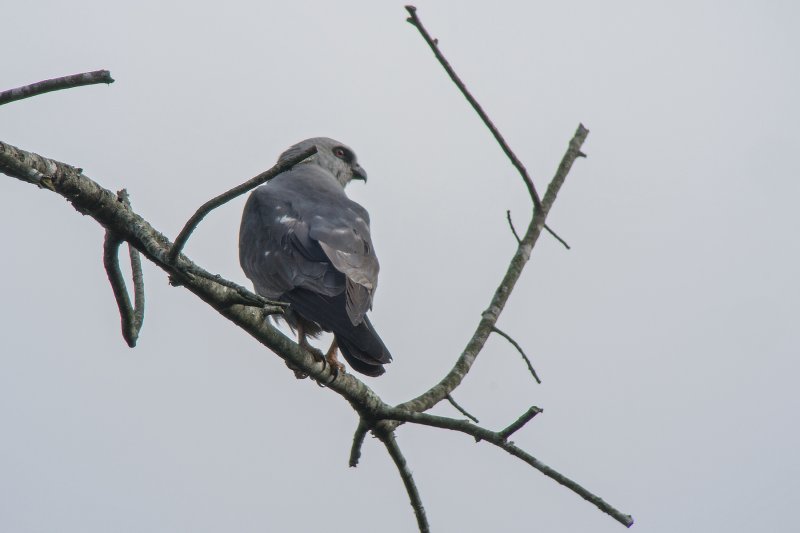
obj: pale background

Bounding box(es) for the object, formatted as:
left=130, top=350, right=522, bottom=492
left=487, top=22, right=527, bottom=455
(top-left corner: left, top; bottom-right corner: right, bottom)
left=1, top=2, right=798, bottom=532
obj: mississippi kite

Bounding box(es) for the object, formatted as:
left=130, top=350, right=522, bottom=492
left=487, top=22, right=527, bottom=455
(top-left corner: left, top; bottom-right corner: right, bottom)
left=239, top=138, right=391, bottom=377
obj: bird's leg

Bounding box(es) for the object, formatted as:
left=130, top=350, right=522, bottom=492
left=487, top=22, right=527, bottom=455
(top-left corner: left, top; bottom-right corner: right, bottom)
left=288, top=321, right=330, bottom=379
left=287, top=322, right=311, bottom=379
left=324, top=339, right=346, bottom=377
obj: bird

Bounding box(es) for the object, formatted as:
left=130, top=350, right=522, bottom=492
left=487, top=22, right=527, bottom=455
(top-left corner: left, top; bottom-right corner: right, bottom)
left=239, top=137, right=391, bottom=377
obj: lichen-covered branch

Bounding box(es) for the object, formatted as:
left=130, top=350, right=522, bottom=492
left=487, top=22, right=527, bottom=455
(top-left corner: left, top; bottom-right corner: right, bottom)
left=3, top=45, right=628, bottom=530
left=0, top=70, right=114, bottom=106
left=2, top=136, right=633, bottom=529
left=0, top=140, right=386, bottom=412
left=103, top=230, right=145, bottom=346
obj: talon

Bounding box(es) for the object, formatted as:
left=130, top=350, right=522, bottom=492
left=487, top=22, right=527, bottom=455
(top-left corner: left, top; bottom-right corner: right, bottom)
left=325, top=339, right=346, bottom=379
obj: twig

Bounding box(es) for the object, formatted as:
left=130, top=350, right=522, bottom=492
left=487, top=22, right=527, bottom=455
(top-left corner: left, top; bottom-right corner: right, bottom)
left=405, top=5, right=542, bottom=210
left=178, top=264, right=287, bottom=310
left=167, top=145, right=317, bottom=264
left=376, top=429, right=430, bottom=533
left=506, top=210, right=522, bottom=244
left=445, top=393, right=479, bottom=423
left=103, top=201, right=146, bottom=348
left=498, top=406, right=542, bottom=440
left=379, top=407, right=634, bottom=528
left=491, top=326, right=541, bottom=384
left=544, top=224, right=571, bottom=249
left=349, top=418, right=370, bottom=467
left=0, top=70, right=114, bottom=106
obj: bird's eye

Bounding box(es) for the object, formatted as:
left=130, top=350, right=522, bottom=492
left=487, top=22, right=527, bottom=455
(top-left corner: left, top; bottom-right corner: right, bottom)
left=334, top=147, right=348, bottom=160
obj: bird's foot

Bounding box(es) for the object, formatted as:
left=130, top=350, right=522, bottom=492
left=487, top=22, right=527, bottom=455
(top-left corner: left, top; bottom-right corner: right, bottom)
left=325, top=346, right=346, bottom=379
left=298, top=338, right=332, bottom=380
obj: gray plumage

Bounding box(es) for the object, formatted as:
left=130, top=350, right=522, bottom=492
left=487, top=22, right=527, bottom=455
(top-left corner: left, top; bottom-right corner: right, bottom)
left=239, top=137, right=391, bottom=376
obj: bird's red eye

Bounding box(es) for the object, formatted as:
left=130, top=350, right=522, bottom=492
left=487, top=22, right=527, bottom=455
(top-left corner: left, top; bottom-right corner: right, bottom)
left=334, top=148, right=346, bottom=158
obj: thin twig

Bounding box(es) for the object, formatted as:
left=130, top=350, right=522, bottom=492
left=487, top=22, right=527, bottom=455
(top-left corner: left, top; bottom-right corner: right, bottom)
left=544, top=224, right=571, bottom=249
left=167, top=145, right=317, bottom=264
left=376, top=429, right=430, bottom=533
left=405, top=5, right=542, bottom=209
left=498, top=406, right=542, bottom=440
left=103, top=192, right=146, bottom=347
left=0, top=70, right=114, bottom=106
left=178, top=264, right=288, bottom=310
left=446, top=393, right=479, bottom=423
left=349, top=418, right=370, bottom=467
left=506, top=210, right=522, bottom=244
left=491, top=326, right=541, bottom=384
left=379, top=407, right=634, bottom=528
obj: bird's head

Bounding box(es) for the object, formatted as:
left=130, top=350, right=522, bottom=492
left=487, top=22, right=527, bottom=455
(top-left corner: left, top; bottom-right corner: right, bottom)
left=278, top=137, right=367, bottom=187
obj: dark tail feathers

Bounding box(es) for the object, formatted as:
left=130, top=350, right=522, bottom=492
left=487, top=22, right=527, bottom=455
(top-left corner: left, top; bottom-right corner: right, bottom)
left=335, top=315, right=392, bottom=377
left=284, top=288, right=392, bottom=377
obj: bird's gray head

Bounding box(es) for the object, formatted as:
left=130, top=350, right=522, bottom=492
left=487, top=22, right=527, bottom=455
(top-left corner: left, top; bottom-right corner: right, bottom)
left=277, top=137, right=367, bottom=187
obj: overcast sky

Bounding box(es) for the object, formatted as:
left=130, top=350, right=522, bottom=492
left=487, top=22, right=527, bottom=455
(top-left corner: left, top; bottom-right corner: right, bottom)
left=2, top=1, right=799, bottom=532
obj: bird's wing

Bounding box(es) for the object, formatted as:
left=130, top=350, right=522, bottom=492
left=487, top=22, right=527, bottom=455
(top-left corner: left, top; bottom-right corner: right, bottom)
left=308, top=203, right=379, bottom=325
left=239, top=169, right=379, bottom=326
left=238, top=184, right=342, bottom=301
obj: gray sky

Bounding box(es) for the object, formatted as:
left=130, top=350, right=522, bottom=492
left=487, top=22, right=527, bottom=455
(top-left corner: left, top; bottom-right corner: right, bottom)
left=2, top=1, right=799, bottom=532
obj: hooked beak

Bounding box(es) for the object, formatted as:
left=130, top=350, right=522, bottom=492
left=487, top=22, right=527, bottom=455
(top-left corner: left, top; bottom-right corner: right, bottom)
left=352, top=164, right=368, bottom=182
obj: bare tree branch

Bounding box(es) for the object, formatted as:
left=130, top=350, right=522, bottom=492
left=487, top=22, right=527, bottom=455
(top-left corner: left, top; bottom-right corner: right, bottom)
left=103, top=190, right=145, bottom=347
left=1, top=136, right=633, bottom=528
left=405, top=5, right=542, bottom=210
left=492, top=326, right=541, bottom=384
left=167, top=146, right=318, bottom=264
left=498, top=406, right=542, bottom=440
left=349, top=418, right=370, bottom=468
left=378, top=407, right=634, bottom=528
left=393, top=124, right=588, bottom=418
left=2, top=35, right=629, bottom=529
left=0, top=70, right=114, bottom=106
left=445, top=393, right=479, bottom=423
left=376, top=429, right=430, bottom=533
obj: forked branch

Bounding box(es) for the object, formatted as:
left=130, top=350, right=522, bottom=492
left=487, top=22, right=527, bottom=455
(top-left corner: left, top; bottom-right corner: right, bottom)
left=2, top=11, right=632, bottom=528
left=103, top=190, right=145, bottom=347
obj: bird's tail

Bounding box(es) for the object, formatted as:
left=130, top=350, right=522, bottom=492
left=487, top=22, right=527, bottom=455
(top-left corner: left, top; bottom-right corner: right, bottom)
left=284, top=288, right=391, bottom=377
left=335, top=315, right=392, bottom=377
